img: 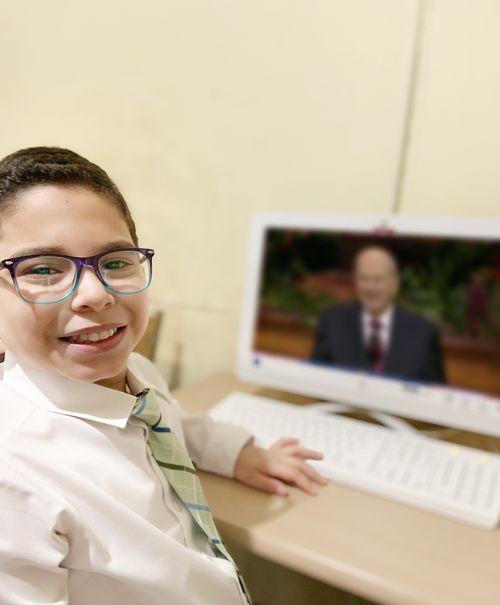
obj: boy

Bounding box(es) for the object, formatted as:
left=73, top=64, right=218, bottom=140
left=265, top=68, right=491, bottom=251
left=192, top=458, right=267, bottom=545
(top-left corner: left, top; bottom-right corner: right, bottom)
left=0, top=147, right=325, bottom=604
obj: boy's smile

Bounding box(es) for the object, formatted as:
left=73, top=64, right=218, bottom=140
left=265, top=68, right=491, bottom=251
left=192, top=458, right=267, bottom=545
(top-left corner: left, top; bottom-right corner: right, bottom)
left=0, top=185, right=150, bottom=389
left=61, top=324, right=123, bottom=344
left=59, top=323, right=126, bottom=350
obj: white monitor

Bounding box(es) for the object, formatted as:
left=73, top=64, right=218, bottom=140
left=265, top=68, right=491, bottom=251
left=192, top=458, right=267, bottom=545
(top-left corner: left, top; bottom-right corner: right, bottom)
left=236, top=213, right=500, bottom=436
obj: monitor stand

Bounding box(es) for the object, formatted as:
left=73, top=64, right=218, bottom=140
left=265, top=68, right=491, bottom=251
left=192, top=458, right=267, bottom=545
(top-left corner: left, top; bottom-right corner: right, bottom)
left=305, top=401, right=460, bottom=438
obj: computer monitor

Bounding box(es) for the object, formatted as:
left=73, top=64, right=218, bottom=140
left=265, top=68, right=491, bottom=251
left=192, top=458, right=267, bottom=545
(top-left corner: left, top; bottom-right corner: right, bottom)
left=236, top=213, right=500, bottom=435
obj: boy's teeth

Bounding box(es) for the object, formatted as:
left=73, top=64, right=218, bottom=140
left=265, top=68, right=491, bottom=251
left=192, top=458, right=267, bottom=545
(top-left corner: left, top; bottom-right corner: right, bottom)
left=69, top=328, right=118, bottom=343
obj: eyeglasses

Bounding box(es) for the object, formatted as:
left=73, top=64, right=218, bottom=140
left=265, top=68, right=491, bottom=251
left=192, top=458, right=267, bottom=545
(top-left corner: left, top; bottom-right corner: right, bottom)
left=0, top=248, right=154, bottom=304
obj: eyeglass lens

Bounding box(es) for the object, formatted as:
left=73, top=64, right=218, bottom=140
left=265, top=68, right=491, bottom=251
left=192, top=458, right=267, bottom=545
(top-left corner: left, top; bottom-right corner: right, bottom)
left=14, top=250, right=151, bottom=303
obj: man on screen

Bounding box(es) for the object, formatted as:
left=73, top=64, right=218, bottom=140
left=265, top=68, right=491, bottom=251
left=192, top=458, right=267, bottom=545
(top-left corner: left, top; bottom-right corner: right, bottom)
left=310, top=246, right=447, bottom=384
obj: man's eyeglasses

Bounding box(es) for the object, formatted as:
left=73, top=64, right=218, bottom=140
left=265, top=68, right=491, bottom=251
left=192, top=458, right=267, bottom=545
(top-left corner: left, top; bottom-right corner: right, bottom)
left=0, top=248, right=154, bottom=304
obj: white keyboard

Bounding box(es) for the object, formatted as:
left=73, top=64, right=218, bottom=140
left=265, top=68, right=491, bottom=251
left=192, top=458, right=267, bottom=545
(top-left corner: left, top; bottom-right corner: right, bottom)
left=210, top=392, right=500, bottom=529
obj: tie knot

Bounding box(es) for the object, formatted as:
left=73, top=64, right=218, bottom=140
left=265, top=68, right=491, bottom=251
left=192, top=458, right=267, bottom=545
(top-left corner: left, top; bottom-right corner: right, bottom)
left=132, top=388, right=162, bottom=428
left=370, top=317, right=382, bottom=332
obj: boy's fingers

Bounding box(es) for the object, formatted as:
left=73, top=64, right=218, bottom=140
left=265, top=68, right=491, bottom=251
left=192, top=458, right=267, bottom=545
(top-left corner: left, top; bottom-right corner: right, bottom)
left=269, top=460, right=326, bottom=495
left=260, top=476, right=289, bottom=496
left=288, top=471, right=318, bottom=496
left=299, top=461, right=328, bottom=485
left=293, top=447, right=324, bottom=460
left=243, top=470, right=290, bottom=496
left=272, top=438, right=324, bottom=461
left=271, top=437, right=300, bottom=449
left=288, top=462, right=327, bottom=492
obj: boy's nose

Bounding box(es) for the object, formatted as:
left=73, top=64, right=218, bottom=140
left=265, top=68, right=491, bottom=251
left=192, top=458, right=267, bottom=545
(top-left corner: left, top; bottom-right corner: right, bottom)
left=70, top=267, right=115, bottom=311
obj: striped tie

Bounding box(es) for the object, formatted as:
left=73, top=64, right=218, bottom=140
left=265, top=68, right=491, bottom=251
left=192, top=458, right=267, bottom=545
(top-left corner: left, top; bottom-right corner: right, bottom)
left=132, top=388, right=251, bottom=603
left=367, top=317, right=385, bottom=373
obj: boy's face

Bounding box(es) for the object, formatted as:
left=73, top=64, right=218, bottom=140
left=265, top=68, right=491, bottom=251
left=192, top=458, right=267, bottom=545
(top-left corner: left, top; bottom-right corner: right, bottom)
left=0, top=185, right=150, bottom=389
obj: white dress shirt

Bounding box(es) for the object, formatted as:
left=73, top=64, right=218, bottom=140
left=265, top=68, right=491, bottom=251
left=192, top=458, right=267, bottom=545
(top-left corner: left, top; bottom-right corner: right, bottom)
left=361, top=306, right=394, bottom=351
left=0, top=352, right=251, bottom=605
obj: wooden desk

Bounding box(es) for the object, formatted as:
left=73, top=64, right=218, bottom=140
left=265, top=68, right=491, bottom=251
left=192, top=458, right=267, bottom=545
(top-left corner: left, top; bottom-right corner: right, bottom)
left=175, top=373, right=500, bottom=605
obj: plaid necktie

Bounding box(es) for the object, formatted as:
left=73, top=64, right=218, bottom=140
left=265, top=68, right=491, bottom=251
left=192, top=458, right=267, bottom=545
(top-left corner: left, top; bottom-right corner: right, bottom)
left=132, top=388, right=251, bottom=604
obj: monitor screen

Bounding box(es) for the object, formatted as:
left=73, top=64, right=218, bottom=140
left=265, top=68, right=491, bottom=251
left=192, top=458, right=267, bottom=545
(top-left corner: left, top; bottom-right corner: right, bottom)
left=236, top=214, right=500, bottom=435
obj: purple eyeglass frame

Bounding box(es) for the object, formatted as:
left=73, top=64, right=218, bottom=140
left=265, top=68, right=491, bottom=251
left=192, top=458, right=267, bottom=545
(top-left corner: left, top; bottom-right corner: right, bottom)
left=0, top=247, right=155, bottom=304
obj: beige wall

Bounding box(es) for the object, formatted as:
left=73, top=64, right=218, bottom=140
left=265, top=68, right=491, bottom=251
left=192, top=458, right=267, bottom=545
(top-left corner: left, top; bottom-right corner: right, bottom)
left=1, top=1, right=499, bottom=387
left=402, top=0, right=500, bottom=213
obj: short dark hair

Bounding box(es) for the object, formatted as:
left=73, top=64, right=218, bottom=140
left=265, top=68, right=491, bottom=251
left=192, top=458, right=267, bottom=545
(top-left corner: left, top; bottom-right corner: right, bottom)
left=0, top=146, right=138, bottom=244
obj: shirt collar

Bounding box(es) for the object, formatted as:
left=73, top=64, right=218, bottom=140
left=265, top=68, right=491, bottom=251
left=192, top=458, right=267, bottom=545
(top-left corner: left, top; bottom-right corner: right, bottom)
left=361, top=305, right=394, bottom=330
left=2, top=352, right=149, bottom=428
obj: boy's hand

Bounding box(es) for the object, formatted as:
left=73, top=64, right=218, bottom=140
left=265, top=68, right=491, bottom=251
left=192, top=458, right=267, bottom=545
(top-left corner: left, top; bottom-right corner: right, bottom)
left=233, top=437, right=328, bottom=496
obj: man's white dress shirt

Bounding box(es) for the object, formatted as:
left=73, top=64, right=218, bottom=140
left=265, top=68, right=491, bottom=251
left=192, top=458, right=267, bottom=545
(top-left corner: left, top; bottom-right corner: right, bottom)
left=0, top=352, right=251, bottom=604
left=361, top=306, right=394, bottom=352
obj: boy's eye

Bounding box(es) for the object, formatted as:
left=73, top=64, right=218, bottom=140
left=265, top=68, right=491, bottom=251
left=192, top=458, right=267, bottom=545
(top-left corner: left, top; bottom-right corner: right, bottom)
left=20, top=264, right=62, bottom=276
left=30, top=267, right=58, bottom=275
left=101, top=259, right=130, bottom=271
left=15, top=256, right=72, bottom=282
